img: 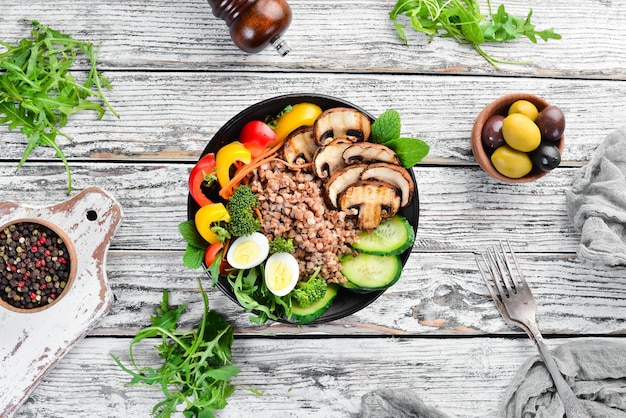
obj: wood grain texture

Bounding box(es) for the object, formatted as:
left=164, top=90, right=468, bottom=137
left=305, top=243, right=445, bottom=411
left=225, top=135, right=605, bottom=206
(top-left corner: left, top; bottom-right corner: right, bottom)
left=0, top=162, right=592, bottom=253
left=1, top=1, right=625, bottom=78
left=0, top=73, right=625, bottom=163
left=12, top=336, right=625, bottom=418
left=2, top=0, right=626, bottom=416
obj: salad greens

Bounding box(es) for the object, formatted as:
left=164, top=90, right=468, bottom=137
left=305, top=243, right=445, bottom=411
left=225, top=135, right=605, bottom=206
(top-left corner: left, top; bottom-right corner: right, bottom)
left=112, top=279, right=250, bottom=418
left=389, top=0, right=561, bottom=69
left=0, top=20, right=118, bottom=194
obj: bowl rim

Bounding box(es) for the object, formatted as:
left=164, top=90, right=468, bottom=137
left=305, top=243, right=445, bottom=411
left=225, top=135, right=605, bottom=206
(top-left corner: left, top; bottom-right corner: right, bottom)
left=187, top=93, right=420, bottom=324
left=471, top=92, right=564, bottom=183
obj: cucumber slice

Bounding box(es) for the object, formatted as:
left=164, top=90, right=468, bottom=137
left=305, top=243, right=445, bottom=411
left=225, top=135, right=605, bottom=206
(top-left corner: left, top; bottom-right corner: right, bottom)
left=291, top=284, right=338, bottom=324
left=351, top=215, right=415, bottom=256
left=340, top=253, right=402, bottom=290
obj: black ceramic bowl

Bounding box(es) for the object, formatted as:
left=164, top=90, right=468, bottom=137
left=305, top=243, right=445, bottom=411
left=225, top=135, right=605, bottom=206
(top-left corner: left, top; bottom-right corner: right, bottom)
left=187, top=93, right=419, bottom=324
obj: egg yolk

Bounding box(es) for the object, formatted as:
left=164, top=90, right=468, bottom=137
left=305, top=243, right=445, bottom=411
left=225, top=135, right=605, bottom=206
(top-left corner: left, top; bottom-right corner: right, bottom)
left=266, top=260, right=292, bottom=291
left=232, top=241, right=261, bottom=266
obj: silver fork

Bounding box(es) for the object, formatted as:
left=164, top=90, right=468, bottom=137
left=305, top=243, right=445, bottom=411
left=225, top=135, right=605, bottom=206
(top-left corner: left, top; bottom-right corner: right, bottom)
left=476, top=241, right=590, bottom=418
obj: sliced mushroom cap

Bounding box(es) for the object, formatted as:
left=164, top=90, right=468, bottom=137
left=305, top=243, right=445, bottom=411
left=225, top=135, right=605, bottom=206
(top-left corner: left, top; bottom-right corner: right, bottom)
left=338, top=180, right=401, bottom=230
left=312, top=138, right=352, bottom=179
left=342, top=142, right=400, bottom=165
left=361, top=163, right=414, bottom=207
left=324, top=164, right=368, bottom=208
left=282, top=126, right=319, bottom=165
left=313, top=107, right=372, bottom=146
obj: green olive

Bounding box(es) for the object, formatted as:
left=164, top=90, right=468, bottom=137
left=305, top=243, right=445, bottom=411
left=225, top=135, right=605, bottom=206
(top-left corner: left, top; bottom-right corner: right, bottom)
left=502, top=113, right=541, bottom=152
left=508, top=100, right=539, bottom=121
left=491, top=145, right=533, bottom=178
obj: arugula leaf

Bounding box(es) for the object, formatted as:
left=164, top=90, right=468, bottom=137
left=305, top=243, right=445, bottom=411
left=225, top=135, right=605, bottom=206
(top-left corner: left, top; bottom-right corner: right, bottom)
left=0, top=20, right=118, bottom=194
left=389, top=0, right=561, bottom=69
left=111, top=279, right=243, bottom=418
left=371, top=109, right=429, bottom=168
left=228, top=266, right=291, bottom=324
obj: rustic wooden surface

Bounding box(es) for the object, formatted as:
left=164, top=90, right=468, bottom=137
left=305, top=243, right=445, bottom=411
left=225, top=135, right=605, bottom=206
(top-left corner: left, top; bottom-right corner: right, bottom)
left=1, top=0, right=625, bottom=417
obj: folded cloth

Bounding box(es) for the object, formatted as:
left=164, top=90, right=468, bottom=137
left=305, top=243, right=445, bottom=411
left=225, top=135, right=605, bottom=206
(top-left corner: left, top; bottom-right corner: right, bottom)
left=357, top=388, right=450, bottom=418
left=502, top=339, right=626, bottom=417
left=566, top=126, right=626, bottom=266
left=358, top=340, right=626, bottom=418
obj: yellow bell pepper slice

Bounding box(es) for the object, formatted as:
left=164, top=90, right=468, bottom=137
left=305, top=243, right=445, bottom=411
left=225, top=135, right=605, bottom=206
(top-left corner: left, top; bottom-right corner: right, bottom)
left=272, top=103, right=323, bottom=142
left=215, top=141, right=252, bottom=188
left=195, top=203, right=231, bottom=244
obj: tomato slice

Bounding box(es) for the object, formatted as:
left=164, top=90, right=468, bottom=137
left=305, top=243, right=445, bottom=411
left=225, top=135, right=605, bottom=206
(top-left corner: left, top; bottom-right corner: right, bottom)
left=204, top=241, right=223, bottom=267
left=239, top=120, right=277, bottom=157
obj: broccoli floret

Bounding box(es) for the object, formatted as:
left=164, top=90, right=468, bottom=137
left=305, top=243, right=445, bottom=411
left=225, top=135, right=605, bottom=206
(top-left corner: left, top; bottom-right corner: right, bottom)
left=269, top=236, right=294, bottom=254
left=291, top=276, right=327, bottom=308
left=227, top=185, right=261, bottom=237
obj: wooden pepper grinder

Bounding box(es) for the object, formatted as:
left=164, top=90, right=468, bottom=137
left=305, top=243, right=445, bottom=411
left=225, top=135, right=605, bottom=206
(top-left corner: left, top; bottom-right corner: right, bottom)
left=207, top=0, right=292, bottom=56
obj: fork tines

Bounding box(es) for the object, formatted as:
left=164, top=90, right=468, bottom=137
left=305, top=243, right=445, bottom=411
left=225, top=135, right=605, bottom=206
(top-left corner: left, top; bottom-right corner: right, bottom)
left=478, top=240, right=528, bottom=299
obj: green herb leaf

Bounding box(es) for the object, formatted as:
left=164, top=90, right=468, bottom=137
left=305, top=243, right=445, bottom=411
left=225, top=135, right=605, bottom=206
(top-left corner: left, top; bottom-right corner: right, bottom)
left=371, top=109, right=429, bottom=168
left=371, top=109, right=402, bottom=143
left=112, top=279, right=243, bottom=418
left=0, top=20, right=118, bottom=194
left=389, top=0, right=561, bottom=69
left=385, top=137, right=430, bottom=168
left=179, top=220, right=209, bottom=269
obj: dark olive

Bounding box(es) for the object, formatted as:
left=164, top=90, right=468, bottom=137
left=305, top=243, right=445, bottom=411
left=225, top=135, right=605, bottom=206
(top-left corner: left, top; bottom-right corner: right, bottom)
left=481, top=114, right=505, bottom=151
left=535, top=105, right=565, bottom=142
left=531, top=142, right=561, bottom=171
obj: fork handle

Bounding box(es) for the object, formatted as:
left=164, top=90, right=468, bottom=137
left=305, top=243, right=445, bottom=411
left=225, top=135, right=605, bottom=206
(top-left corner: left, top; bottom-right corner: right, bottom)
left=525, top=323, right=590, bottom=418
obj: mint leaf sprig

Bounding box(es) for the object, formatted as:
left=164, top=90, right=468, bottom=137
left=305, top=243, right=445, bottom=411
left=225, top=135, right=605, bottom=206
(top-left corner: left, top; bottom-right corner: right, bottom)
left=0, top=20, right=119, bottom=194
left=371, top=109, right=430, bottom=168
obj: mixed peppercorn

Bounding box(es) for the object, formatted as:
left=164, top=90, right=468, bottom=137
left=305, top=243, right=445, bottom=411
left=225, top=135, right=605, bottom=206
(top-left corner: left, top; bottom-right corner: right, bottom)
left=1, top=222, right=71, bottom=310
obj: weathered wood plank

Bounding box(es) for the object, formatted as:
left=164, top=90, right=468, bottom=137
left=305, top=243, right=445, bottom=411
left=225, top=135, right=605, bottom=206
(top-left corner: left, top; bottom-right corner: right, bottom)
left=98, top=250, right=626, bottom=336
left=0, top=162, right=591, bottom=252
left=0, top=73, right=624, bottom=163
left=13, top=336, right=625, bottom=418
left=1, top=1, right=624, bottom=78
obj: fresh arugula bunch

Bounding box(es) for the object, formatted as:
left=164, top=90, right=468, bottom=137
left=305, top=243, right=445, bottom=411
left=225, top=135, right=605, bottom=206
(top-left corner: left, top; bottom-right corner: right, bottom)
left=371, top=109, right=429, bottom=167
left=0, top=20, right=118, bottom=193
left=112, top=279, right=247, bottom=418
left=389, top=0, right=561, bottom=69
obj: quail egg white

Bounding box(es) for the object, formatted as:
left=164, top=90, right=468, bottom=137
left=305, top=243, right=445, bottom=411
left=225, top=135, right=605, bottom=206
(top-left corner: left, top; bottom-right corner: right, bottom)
left=264, top=252, right=300, bottom=296
left=226, top=232, right=270, bottom=270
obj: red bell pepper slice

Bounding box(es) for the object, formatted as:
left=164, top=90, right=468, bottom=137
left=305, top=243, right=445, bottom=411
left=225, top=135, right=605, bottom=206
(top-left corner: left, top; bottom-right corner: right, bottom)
left=189, top=153, right=216, bottom=207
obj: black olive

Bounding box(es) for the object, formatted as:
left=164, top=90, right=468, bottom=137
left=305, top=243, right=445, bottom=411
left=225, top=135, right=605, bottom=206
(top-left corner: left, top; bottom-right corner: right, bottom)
left=536, top=105, right=565, bottom=142
left=531, top=143, right=561, bottom=171
left=481, top=114, right=505, bottom=151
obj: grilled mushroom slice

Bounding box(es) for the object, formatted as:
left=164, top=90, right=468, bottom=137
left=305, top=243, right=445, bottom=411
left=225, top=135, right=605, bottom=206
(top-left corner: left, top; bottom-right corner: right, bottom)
left=312, top=138, right=352, bottom=179
left=338, top=180, right=401, bottom=230
left=324, top=164, right=368, bottom=208
left=282, top=126, right=319, bottom=165
left=342, top=142, right=400, bottom=165
left=313, top=107, right=372, bottom=146
left=361, top=163, right=414, bottom=207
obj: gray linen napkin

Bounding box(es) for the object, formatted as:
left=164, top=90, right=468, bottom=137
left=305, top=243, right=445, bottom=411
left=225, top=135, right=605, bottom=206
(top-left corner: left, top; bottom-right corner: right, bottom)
left=502, top=339, right=626, bottom=418
left=358, top=339, right=626, bottom=418
left=566, top=126, right=626, bottom=266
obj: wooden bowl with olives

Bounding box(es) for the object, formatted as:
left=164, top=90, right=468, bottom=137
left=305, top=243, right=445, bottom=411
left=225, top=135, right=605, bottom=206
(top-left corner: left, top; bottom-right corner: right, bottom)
left=471, top=93, right=565, bottom=183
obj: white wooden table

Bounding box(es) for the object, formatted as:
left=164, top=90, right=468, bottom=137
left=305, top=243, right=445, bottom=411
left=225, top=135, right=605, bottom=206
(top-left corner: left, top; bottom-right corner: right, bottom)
left=1, top=1, right=625, bottom=416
